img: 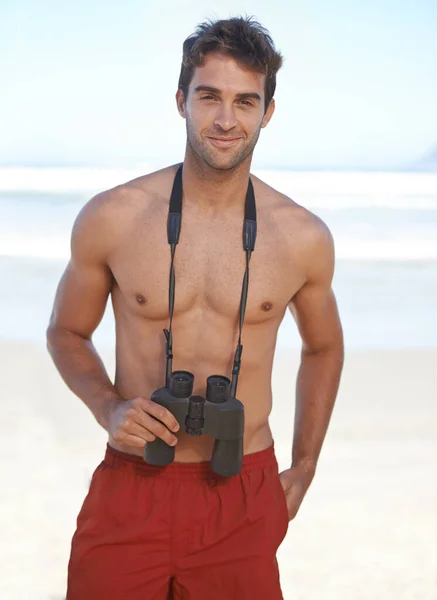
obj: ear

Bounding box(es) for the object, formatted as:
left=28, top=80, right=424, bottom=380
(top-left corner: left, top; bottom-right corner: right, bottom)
left=261, top=98, right=275, bottom=128
left=176, top=89, right=186, bottom=118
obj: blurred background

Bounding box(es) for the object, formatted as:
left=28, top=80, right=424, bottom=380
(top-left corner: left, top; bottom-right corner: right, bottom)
left=1, top=1, right=436, bottom=599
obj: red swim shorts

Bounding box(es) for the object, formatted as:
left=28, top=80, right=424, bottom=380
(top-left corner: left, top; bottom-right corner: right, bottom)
left=67, top=443, right=289, bottom=599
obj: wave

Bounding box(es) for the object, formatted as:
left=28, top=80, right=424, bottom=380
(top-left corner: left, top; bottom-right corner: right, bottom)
left=1, top=167, right=437, bottom=210
left=0, top=166, right=150, bottom=194
left=1, top=234, right=437, bottom=261
left=1, top=167, right=436, bottom=261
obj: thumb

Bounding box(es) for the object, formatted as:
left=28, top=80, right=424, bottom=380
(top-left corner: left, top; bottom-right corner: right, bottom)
left=278, top=468, right=294, bottom=491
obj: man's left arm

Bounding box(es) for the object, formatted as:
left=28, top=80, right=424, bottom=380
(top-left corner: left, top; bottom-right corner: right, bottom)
left=280, top=218, right=344, bottom=520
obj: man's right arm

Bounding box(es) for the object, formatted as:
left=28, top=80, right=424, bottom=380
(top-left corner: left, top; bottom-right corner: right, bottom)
left=46, top=192, right=180, bottom=451
left=46, top=192, right=121, bottom=430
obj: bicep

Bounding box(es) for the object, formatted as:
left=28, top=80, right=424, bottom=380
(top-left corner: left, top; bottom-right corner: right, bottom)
left=289, top=222, right=343, bottom=353
left=48, top=197, right=114, bottom=339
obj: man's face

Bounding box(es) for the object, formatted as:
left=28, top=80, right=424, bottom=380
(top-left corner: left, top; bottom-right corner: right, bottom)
left=177, top=52, right=275, bottom=171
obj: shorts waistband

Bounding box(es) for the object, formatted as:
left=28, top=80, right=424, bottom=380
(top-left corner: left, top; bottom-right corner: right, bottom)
left=103, top=443, right=278, bottom=480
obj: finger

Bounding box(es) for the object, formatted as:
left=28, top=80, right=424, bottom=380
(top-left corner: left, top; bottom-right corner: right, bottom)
left=112, top=408, right=154, bottom=442
left=119, top=402, right=176, bottom=444
left=141, top=413, right=178, bottom=446
left=122, top=419, right=158, bottom=443
left=140, top=398, right=180, bottom=433
left=112, top=425, right=156, bottom=449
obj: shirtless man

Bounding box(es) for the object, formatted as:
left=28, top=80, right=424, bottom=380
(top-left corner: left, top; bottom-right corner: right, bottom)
left=47, top=16, right=344, bottom=600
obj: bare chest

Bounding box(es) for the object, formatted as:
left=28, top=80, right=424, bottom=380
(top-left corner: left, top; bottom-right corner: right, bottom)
left=109, top=203, right=303, bottom=324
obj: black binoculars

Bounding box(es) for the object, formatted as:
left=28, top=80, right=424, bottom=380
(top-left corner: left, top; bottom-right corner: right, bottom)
left=143, top=371, right=245, bottom=477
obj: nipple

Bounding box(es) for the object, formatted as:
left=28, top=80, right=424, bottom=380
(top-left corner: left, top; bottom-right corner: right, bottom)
left=135, top=294, right=147, bottom=305
left=261, top=302, right=273, bottom=312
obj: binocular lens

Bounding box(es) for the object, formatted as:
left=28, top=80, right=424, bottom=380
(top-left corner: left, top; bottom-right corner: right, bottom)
left=169, top=370, right=194, bottom=398
left=206, top=375, right=231, bottom=403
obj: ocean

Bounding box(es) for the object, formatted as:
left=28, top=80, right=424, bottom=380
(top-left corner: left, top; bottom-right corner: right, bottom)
left=1, top=167, right=436, bottom=350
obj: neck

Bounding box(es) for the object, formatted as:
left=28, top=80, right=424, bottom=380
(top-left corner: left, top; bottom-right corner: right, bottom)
left=181, top=148, right=253, bottom=210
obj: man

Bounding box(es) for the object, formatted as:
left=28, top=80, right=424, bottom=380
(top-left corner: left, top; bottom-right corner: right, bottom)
left=47, top=16, right=344, bottom=600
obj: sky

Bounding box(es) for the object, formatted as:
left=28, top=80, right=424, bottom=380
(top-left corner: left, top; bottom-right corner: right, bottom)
left=1, top=0, right=437, bottom=170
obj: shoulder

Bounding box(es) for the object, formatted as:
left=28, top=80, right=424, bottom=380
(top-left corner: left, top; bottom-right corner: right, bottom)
left=251, top=174, right=333, bottom=243
left=71, top=164, right=180, bottom=259
left=251, top=173, right=335, bottom=277
left=75, top=163, right=180, bottom=223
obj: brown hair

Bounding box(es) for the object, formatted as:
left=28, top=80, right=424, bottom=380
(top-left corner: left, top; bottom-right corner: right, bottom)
left=178, top=16, right=283, bottom=112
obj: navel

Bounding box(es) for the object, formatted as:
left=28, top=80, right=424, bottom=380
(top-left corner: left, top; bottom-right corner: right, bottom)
left=135, top=294, right=147, bottom=306
left=261, top=301, right=273, bottom=312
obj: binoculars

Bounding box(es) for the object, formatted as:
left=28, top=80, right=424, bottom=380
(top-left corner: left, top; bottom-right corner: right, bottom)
left=144, top=370, right=245, bottom=477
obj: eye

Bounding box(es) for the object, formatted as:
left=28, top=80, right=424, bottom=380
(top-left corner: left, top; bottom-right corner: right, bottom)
left=239, top=100, right=254, bottom=107
left=200, top=95, right=217, bottom=101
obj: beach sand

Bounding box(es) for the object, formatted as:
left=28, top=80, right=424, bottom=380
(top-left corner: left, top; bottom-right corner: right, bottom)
left=1, top=340, right=436, bottom=599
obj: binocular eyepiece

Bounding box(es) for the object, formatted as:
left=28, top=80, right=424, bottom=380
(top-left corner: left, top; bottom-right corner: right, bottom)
left=170, top=371, right=231, bottom=403
left=169, top=370, right=194, bottom=398
left=144, top=370, right=245, bottom=476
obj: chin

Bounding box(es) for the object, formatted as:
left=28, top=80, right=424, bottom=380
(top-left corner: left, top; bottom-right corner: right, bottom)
left=203, top=152, right=244, bottom=171
left=207, top=161, right=238, bottom=171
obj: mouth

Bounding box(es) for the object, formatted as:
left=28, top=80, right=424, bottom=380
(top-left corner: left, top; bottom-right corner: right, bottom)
left=207, top=137, right=242, bottom=148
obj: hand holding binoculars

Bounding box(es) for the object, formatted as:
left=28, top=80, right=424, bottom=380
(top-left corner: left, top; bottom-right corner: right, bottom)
left=144, top=370, right=245, bottom=477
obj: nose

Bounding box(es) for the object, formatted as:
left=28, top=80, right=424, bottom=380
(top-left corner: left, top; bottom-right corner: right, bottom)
left=213, top=102, right=238, bottom=132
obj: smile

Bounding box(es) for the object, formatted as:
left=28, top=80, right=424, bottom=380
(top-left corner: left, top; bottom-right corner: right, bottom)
left=207, top=137, right=241, bottom=148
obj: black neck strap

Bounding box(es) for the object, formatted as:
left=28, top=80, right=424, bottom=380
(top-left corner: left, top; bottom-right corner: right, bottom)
left=163, top=164, right=257, bottom=398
